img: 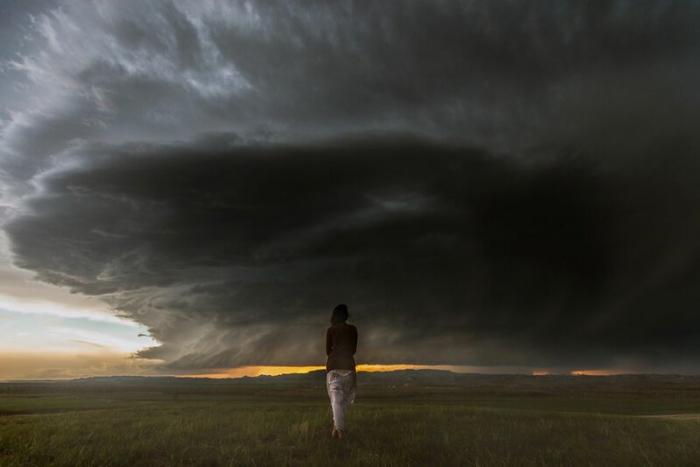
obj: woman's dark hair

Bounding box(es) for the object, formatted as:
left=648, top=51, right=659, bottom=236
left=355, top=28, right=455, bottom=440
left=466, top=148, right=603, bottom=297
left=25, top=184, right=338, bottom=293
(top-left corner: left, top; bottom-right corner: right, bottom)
left=331, top=304, right=349, bottom=324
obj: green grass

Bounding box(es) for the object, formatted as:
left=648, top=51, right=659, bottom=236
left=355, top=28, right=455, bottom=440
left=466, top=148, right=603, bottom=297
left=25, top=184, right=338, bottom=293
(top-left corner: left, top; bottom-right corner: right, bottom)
left=1, top=383, right=700, bottom=466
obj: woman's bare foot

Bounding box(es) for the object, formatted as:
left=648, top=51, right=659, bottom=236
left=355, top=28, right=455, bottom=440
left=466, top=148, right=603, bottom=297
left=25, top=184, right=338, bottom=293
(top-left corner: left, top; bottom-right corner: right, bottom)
left=331, top=427, right=338, bottom=438
left=336, top=429, right=345, bottom=439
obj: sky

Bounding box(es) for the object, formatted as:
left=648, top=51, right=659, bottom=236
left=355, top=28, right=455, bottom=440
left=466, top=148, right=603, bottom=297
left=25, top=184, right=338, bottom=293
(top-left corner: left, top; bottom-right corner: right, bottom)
left=1, top=0, right=700, bottom=379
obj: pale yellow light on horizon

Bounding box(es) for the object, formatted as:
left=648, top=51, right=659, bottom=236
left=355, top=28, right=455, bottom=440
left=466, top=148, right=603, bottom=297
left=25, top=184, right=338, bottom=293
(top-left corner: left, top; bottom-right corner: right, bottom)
left=0, top=350, right=161, bottom=380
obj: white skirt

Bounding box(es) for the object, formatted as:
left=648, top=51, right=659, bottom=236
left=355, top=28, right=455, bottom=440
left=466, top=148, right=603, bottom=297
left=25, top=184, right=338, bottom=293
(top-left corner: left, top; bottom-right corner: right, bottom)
left=326, top=369, right=356, bottom=430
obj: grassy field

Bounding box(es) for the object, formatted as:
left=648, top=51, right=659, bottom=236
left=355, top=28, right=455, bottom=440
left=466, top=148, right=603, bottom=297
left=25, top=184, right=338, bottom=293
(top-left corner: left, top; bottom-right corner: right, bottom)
left=2, top=375, right=700, bottom=466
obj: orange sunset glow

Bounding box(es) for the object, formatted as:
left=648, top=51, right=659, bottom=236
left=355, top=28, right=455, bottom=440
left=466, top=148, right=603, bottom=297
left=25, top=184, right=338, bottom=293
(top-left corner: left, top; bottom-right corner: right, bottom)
left=184, top=364, right=478, bottom=379
left=570, top=369, right=628, bottom=376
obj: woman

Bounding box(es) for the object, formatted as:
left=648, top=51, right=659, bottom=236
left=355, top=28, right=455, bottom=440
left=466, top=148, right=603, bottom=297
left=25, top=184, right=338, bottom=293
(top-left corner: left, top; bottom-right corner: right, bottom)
left=325, top=303, right=358, bottom=439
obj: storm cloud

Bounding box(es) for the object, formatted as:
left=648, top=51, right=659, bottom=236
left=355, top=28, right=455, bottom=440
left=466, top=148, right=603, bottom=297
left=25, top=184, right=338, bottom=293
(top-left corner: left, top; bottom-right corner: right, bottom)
left=2, top=0, right=700, bottom=371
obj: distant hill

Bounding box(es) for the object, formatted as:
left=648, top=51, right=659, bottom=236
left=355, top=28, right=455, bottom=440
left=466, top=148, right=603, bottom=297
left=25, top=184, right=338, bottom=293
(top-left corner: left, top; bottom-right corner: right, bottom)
left=6, top=368, right=700, bottom=387
left=66, top=368, right=462, bottom=385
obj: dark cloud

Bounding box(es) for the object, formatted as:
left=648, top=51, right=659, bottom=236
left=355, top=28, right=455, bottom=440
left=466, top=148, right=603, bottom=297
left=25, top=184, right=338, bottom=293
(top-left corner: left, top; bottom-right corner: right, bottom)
left=6, top=129, right=700, bottom=370
left=3, top=1, right=700, bottom=371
